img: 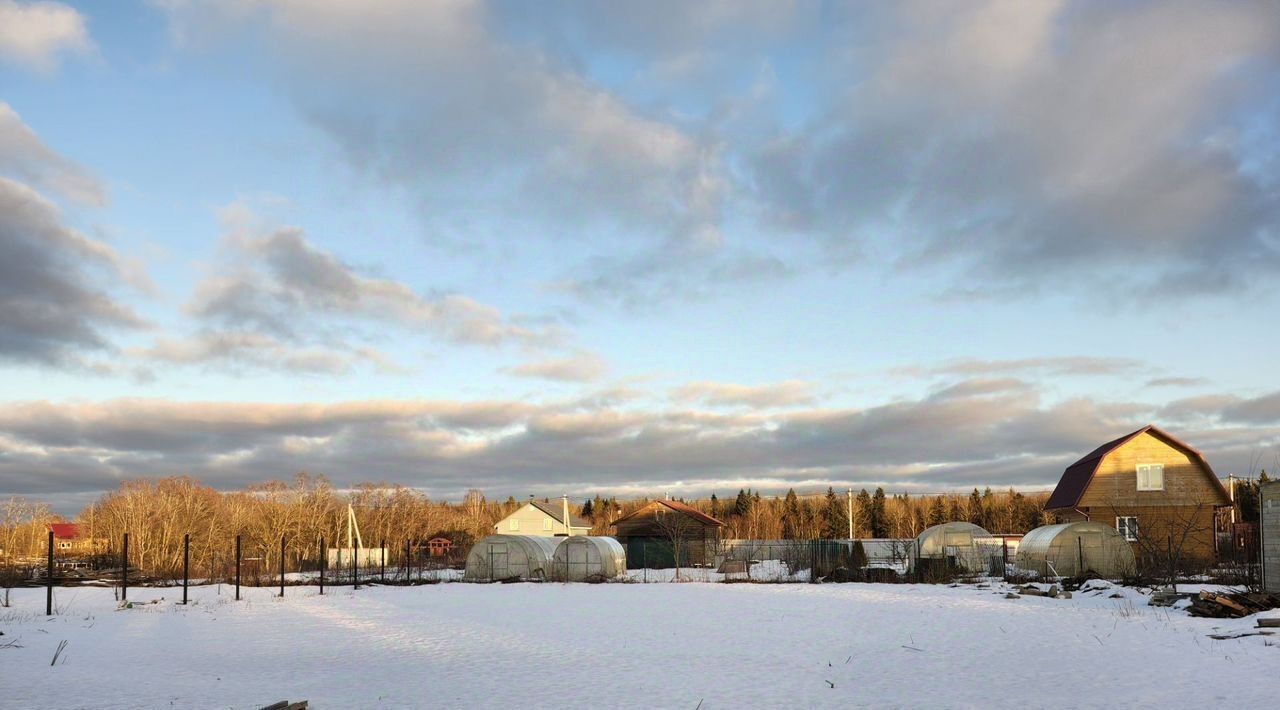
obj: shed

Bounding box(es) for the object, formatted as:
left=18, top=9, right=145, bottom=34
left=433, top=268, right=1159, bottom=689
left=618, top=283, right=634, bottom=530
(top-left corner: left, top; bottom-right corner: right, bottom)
left=611, top=499, right=724, bottom=568
left=464, top=535, right=560, bottom=582
left=549, top=536, right=627, bottom=582
left=1016, top=522, right=1136, bottom=579
left=911, top=522, right=996, bottom=573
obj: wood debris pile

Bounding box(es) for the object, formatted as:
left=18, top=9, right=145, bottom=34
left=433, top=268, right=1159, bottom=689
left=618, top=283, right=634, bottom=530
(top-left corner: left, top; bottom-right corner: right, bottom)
left=1187, top=590, right=1280, bottom=619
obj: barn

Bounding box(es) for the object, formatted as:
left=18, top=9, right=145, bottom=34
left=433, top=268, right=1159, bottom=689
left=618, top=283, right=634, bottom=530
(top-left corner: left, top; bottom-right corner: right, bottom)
left=1016, top=522, right=1136, bottom=579
left=463, top=535, right=559, bottom=582
left=549, top=536, right=627, bottom=582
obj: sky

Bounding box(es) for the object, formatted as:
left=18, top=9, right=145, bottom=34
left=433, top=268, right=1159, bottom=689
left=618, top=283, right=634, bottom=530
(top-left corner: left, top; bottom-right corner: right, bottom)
left=2, top=0, right=1279, bottom=514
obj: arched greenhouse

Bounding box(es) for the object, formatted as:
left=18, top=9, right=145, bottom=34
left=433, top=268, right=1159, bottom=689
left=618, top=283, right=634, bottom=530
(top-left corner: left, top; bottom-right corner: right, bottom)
left=1015, top=522, right=1135, bottom=579
left=549, top=536, right=628, bottom=582
left=911, top=521, right=996, bottom=573
left=464, top=535, right=560, bottom=582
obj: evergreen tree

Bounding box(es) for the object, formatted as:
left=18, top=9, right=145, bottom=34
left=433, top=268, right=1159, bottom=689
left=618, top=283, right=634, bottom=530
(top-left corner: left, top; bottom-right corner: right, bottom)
left=850, top=539, right=868, bottom=569
left=822, top=487, right=846, bottom=538
left=709, top=493, right=720, bottom=519
left=968, top=488, right=984, bottom=527
left=926, top=495, right=947, bottom=526
left=870, top=487, right=888, bottom=538
left=782, top=488, right=801, bottom=539
left=582, top=499, right=594, bottom=518
left=734, top=489, right=751, bottom=517
left=855, top=489, right=872, bottom=536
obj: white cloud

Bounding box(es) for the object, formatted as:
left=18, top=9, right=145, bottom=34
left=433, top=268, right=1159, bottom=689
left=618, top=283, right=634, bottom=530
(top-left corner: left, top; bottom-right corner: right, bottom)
left=671, top=380, right=818, bottom=408
left=0, top=0, right=92, bottom=73
left=505, top=352, right=608, bottom=383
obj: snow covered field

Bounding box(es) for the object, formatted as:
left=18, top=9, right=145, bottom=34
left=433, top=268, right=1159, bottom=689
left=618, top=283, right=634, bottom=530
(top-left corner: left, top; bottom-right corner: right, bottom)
left=1, top=580, right=1276, bottom=709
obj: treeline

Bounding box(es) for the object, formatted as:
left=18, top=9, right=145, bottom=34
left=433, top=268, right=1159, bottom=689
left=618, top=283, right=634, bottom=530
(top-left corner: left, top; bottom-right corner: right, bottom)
left=2, top=476, right=1052, bottom=580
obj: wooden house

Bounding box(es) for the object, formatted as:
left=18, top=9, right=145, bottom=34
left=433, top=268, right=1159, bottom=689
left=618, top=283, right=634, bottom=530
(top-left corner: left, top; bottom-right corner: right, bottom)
left=611, top=500, right=724, bottom=569
left=493, top=500, right=591, bottom=537
left=1045, top=425, right=1231, bottom=566
left=48, top=523, right=107, bottom=556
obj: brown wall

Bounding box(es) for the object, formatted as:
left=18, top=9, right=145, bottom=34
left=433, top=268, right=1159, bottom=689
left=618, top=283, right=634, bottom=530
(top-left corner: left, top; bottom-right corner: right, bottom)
left=1077, top=432, right=1226, bottom=510
left=1063, top=432, right=1227, bottom=564
left=612, top=502, right=720, bottom=541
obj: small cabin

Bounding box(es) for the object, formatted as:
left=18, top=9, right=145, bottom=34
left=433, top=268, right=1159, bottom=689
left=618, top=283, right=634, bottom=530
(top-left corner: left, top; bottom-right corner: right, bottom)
left=611, top=500, right=724, bottom=569
left=425, top=537, right=455, bottom=558
left=493, top=501, right=591, bottom=537
left=1045, top=425, right=1231, bottom=566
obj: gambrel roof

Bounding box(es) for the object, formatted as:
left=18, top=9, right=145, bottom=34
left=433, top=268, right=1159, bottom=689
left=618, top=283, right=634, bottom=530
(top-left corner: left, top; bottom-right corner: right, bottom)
left=1045, top=424, right=1229, bottom=510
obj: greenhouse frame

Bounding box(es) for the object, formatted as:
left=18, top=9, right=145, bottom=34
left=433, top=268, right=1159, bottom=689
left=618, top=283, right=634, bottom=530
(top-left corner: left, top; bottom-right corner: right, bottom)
left=463, top=535, right=560, bottom=582
left=549, top=536, right=628, bottom=582
left=1015, top=521, right=1136, bottom=579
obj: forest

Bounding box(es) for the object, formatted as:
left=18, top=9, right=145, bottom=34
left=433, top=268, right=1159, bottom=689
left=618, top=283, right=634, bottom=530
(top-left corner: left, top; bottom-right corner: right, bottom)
left=0, top=475, right=1057, bottom=580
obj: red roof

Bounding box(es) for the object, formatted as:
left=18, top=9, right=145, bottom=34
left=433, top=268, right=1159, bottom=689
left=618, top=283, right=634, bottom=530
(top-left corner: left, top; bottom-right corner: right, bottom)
left=49, top=523, right=80, bottom=539
left=1045, top=424, right=1229, bottom=510
left=612, top=499, right=725, bottom=527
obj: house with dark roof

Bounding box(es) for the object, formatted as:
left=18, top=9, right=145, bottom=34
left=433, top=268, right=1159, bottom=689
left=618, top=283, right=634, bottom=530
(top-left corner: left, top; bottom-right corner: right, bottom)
left=611, top=499, right=725, bottom=569
left=1045, top=425, right=1231, bottom=566
left=493, top=500, right=592, bottom=537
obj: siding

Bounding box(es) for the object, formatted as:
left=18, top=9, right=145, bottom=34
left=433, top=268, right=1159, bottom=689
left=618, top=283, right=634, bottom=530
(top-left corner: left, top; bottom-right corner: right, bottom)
left=1066, top=431, right=1224, bottom=563
left=1263, top=481, right=1280, bottom=593
left=1078, top=431, right=1224, bottom=509
left=494, top=503, right=589, bottom=537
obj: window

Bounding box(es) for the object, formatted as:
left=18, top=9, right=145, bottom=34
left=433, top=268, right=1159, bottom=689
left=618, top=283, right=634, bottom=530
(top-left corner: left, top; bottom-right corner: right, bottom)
left=1116, top=516, right=1139, bottom=542
left=1136, top=463, right=1164, bottom=491
left=543, top=518, right=553, bottom=531
left=508, top=519, right=519, bottom=531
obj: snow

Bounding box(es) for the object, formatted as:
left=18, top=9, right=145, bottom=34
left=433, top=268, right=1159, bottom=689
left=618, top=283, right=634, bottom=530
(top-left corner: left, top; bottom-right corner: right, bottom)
left=1, top=579, right=1276, bottom=709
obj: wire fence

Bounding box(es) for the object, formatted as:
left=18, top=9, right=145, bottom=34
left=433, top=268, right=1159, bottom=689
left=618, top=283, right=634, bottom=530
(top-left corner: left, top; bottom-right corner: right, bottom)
left=6, top=532, right=1030, bottom=616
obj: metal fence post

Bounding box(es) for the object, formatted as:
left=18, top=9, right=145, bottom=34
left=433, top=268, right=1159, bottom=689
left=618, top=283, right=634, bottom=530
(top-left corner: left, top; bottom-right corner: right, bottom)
left=319, top=536, right=325, bottom=595
left=182, top=533, right=190, bottom=604
left=122, top=532, right=129, bottom=602
left=404, top=540, right=410, bottom=583
left=354, top=544, right=359, bottom=590
left=234, top=534, right=241, bottom=601
left=46, top=529, right=54, bottom=616
left=279, top=535, right=286, bottom=598
left=380, top=539, right=386, bottom=583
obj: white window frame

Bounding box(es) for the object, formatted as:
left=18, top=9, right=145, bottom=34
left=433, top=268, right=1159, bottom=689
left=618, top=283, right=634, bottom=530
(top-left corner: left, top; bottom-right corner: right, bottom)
left=543, top=518, right=553, bottom=531
left=508, top=519, right=519, bottom=531
left=1116, top=516, right=1139, bottom=542
left=1136, top=463, right=1164, bottom=491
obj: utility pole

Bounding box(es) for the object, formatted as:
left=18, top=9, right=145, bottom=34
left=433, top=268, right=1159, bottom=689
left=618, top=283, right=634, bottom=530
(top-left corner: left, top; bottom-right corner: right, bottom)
left=562, top=495, right=572, bottom=537
left=847, top=488, right=854, bottom=540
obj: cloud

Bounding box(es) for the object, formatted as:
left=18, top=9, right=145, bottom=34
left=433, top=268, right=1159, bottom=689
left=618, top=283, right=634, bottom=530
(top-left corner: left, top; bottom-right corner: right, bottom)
left=1146, top=376, right=1210, bottom=388
left=1161, top=390, right=1280, bottom=426
left=671, top=380, right=818, bottom=408
left=153, top=0, right=781, bottom=306
left=0, top=105, right=145, bottom=367
left=7, top=380, right=1279, bottom=506
left=0, top=0, right=91, bottom=72
left=505, top=352, right=608, bottom=383
left=897, top=356, right=1147, bottom=378
left=749, top=1, right=1280, bottom=295
left=0, top=103, right=104, bottom=205
left=145, top=209, right=558, bottom=372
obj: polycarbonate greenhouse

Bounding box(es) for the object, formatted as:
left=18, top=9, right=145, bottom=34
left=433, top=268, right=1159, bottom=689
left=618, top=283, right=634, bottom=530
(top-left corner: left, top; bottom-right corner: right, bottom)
left=549, top=536, right=628, bottom=582
left=911, top=521, right=996, bottom=573
left=464, top=535, right=560, bottom=582
left=1015, top=522, right=1136, bottom=579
